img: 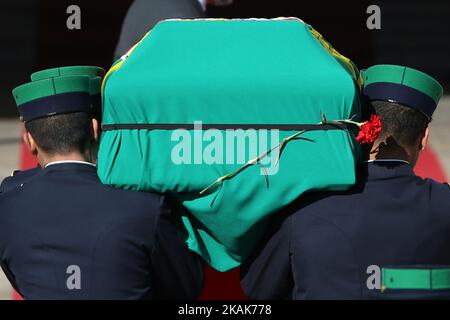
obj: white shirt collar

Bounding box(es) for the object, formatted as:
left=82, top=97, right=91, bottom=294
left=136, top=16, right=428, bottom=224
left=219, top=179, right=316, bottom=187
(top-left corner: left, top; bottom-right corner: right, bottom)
left=198, top=0, right=207, bottom=11
left=364, top=159, right=410, bottom=165
left=45, top=160, right=97, bottom=169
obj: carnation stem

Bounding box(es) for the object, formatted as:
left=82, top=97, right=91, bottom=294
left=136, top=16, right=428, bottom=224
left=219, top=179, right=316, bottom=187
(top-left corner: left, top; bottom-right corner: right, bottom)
left=199, top=113, right=363, bottom=197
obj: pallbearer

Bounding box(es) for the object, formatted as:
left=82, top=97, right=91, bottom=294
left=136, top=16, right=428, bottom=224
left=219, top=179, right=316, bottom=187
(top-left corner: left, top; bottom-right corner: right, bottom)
left=0, top=75, right=203, bottom=299
left=241, top=65, right=450, bottom=299
left=0, top=66, right=105, bottom=193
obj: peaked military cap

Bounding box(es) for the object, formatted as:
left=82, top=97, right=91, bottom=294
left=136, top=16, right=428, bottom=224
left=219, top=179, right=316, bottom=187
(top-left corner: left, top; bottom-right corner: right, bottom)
left=30, top=66, right=105, bottom=82
left=12, top=75, right=92, bottom=122
left=30, top=66, right=104, bottom=118
left=363, top=65, right=443, bottom=119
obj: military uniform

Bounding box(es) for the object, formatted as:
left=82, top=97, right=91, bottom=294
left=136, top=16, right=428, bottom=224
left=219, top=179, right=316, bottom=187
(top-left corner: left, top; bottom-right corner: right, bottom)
left=241, top=65, right=450, bottom=299
left=241, top=161, right=450, bottom=299
left=0, top=162, right=203, bottom=299
left=0, top=74, right=203, bottom=299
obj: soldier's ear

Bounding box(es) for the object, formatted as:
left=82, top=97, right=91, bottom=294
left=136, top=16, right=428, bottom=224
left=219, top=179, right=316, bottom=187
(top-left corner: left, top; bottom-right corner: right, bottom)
left=23, top=131, right=37, bottom=156
left=22, top=131, right=30, bottom=149
left=420, top=127, right=430, bottom=151
left=91, top=118, right=99, bottom=141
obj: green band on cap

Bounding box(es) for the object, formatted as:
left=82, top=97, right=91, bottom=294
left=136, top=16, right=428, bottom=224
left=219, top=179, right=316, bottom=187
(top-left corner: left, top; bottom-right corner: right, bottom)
left=364, top=64, right=443, bottom=105
left=89, top=77, right=102, bottom=95
left=13, top=75, right=91, bottom=106
left=31, top=66, right=105, bottom=82
left=382, top=268, right=450, bottom=290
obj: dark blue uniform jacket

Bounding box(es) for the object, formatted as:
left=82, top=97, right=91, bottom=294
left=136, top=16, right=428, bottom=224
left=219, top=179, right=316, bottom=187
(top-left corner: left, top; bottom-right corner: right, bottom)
left=0, top=162, right=203, bottom=299
left=241, top=161, right=450, bottom=299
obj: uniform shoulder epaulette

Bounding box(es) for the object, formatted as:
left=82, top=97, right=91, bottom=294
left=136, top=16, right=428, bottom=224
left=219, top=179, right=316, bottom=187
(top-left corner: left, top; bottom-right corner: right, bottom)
left=10, top=170, right=21, bottom=177
left=0, top=175, right=13, bottom=193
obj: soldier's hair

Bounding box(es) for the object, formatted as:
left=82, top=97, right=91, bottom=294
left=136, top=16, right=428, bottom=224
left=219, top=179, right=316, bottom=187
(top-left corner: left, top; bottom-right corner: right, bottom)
left=25, top=112, right=93, bottom=155
left=370, top=100, right=430, bottom=147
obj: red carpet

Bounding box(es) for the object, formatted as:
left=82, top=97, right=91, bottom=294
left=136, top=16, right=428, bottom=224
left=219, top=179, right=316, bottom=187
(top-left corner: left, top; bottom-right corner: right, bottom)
left=13, top=138, right=448, bottom=299
left=199, top=267, right=247, bottom=300
left=20, top=138, right=38, bottom=170
left=414, top=147, right=448, bottom=183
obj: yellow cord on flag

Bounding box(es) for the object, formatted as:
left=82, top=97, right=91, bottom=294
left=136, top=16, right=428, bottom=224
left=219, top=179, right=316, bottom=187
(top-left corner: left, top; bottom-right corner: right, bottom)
left=101, top=31, right=152, bottom=96
left=309, top=27, right=364, bottom=90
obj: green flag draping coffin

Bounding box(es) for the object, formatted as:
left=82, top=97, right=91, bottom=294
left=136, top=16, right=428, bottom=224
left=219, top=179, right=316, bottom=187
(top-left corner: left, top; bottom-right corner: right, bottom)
left=98, top=18, right=362, bottom=271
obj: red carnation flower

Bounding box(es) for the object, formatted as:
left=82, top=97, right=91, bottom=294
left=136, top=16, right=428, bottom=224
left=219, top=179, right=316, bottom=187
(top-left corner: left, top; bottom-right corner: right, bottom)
left=356, top=115, right=382, bottom=145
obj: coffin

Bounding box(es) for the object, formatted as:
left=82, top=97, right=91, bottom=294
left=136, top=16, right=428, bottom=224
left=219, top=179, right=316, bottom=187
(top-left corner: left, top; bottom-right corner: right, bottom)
left=98, top=18, right=362, bottom=271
